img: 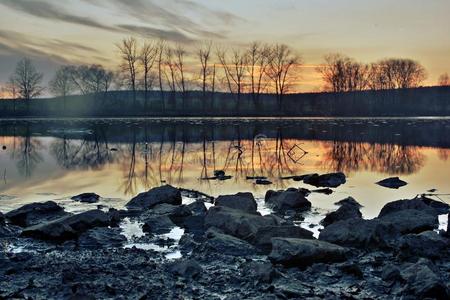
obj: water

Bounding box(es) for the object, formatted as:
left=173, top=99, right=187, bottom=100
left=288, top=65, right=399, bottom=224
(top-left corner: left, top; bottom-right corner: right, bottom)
left=0, top=118, right=449, bottom=220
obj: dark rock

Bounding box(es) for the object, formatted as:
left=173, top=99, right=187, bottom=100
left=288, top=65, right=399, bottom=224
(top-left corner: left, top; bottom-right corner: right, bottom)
left=0, top=224, right=21, bottom=237
left=213, top=170, right=225, bottom=177
left=169, top=259, right=202, bottom=279
left=378, top=196, right=450, bottom=218
left=214, top=192, right=257, bottom=214
left=319, top=218, right=399, bottom=248
left=264, top=188, right=311, bottom=212
left=187, top=201, right=207, bottom=216
left=303, top=172, right=346, bottom=188
left=204, top=228, right=256, bottom=256
left=5, top=201, right=69, bottom=227
left=242, top=261, right=276, bottom=283
left=77, top=227, right=127, bottom=249
left=381, top=265, right=401, bottom=282
left=335, top=196, right=362, bottom=208
left=204, top=206, right=281, bottom=240
left=125, top=185, right=181, bottom=210
left=0, top=211, right=4, bottom=225
left=397, top=231, right=449, bottom=259
left=146, top=203, right=192, bottom=225
left=269, top=238, right=348, bottom=267
left=21, top=209, right=112, bottom=241
left=142, top=215, right=175, bottom=234
left=182, top=215, right=205, bottom=235
left=379, top=209, right=438, bottom=234
left=250, top=225, right=314, bottom=252
left=71, top=193, right=100, bottom=203
left=246, top=176, right=267, bottom=180
left=376, top=177, right=407, bottom=189
left=321, top=203, right=362, bottom=227
left=400, top=259, right=450, bottom=299
left=339, top=262, right=364, bottom=278
left=256, top=179, right=272, bottom=185
left=312, top=188, right=333, bottom=195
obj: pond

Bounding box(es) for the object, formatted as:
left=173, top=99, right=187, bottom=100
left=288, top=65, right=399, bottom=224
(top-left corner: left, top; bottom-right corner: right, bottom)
left=0, top=117, right=449, bottom=221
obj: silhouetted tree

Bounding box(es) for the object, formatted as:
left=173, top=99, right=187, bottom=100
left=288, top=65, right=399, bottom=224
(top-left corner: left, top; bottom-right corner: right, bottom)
left=198, top=41, right=213, bottom=110
left=69, top=64, right=113, bottom=95
left=163, top=45, right=177, bottom=108
left=117, top=37, right=138, bottom=107
left=247, top=42, right=271, bottom=106
left=10, top=58, right=43, bottom=103
left=49, top=66, right=76, bottom=110
left=438, top=73, right=449, bottom=86
left=174, top=44, right=188, bottom=110
left=139, top=41, right=158, bottom=111
left=369, top=58, right=426, bottom=89
left=157, top=40, right=166, bottom=111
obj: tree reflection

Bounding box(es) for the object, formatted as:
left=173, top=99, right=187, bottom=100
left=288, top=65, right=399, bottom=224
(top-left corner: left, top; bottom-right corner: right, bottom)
left=15, top=124, right=43, bottom=177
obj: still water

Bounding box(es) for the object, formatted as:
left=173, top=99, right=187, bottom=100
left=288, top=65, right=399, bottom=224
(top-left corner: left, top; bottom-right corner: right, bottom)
left=0, top=118, right=449, bottom=220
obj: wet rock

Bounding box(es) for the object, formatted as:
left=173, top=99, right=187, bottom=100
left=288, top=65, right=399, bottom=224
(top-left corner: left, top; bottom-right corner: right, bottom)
left=397, top=231, right=449, bottom=259
left=142, top=215, right=175, bottom=234
left=21, top=209, right=112, bottom=241
left=71, top=193, right=100, bottom=203
left=204, top=228, right=256, bottom=256
left=303, top=172, right=346, bottom=188
left=77, top=227, right=127, bottom=249
left=0, top=211, right=4, bottom=225
left=400, top=259, right=449, bottom=299
left=378, top=196, right=450, bottom=218
left=256, top=179, right=272, bottom=185
left=269, top=238, right=348, bottom=267
left=312, top=188, right=333, bottom=195
left=376, top=177, right=407, bottom=189
left=264, top=188, right=311, bottom=212
left=321, top=203, right=362, bottom=227
left=125, top=185, right=181, bottom=210
left=0, top=224, right=21, bottom=238
left=204, top=206, right=281, bottom=240
left=169, top=259, right=202, bottom=279
left=242, top=261, right=276, bottom=283
left=5, top=201, right=69, bottom=227
left=335, top=196, right=362, bottom=208
left=146, top=203, right=192, bottom=225
left=187, top=201, right=207, bottom=216
left=214, top=192, right=258, bottom=214
left=339, top=262, right=364, bottom=278
left=379, top=209, right=438, bottom=234
left=381, top=265, right=401, bottom=282
left=182, top=215, right=205, bottom=235
left=250, top=225, right=314, bottom=252
left=213, top=170, right=225, bottom=177
left=319, top=218, right=399, bottom=248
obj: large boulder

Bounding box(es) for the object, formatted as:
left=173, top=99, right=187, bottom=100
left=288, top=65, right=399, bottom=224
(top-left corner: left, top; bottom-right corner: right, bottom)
left=264, top=188, right=311, bottom=212
left=142, top=215, right=175, bottom=234
left=397, top=231, right=449, bottom=259
left=376, top=177, right=407, bottom=189
left=71, top=193, right=100, bottom=203
left=379, top=209, right=438, bottom=234
left=378, top=196, right=449, bottom=218
left=125, top=185, right=181, bottom=210
left=269, top=238, right=348, bottom=267
left=204, top=228, right=256, bottom=256
left=5, top=201, right=69, bottom=227
left=319, top=218, right=399, bottom=248
left=321, top=203, right=362, bottom=227
left=400, top=259, right=449, bottom=299
left=335, top=197, right=362, bottom=208
left=144, top=203, right=192, bottom=225
left=77, top=227, right=127, bottom=249
left=205, top=206, right=281, bottom=240
left=214, top=192, right=257, bottom=214
left=303, top=172, right=346, bottom=188
left=187, top=200, right=207, bottom=216
left=21, top=209, right=111, bottom=241
left=250, top=225, right=314, bottom=252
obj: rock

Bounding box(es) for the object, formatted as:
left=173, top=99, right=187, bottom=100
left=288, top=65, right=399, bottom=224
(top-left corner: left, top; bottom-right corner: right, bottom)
left=5, top=201, right=69, bottom=227
left=321, top=203, right=362, bottom=227
left=142, top=215, right=175, bottom=234
left=397, top=231, right=449, bottom=259
left=21, top=209, right=112, bottom=241
left=125, top=185, right=181, bottom=210
left=335, top=197, right=362, bottom=208
left=379, top=209, right=438, bottom=234
left=0, top=211, right=4, bottom=225
left=187, top=201, right=207, bottom=216
left=242, top=261, right=276, bottom=283
left=400, top=259, right=450, bottom=299
left=378, top=196, right=450, bottom=218
left=213, top=170, right=225, bottom=177
left=339, top=262, right=364, bottom=278
left=77, top=227, right=127, bottom=249
left=312, top=188, right=333, bottom=195
left=204, top=228, right=256, bottom=256
left=169, top=259, right=202, bottom=279
left=71, top=193, right=100, bottom=203
left=146, top=203, right=192, bottom=225
left=0, top=224, right=21, bottom=238
left=303, top=172, right=346, bottom=188
left=319, top=218, right=399, bottom=248
left=269, top=238, right=348, bottom=267
left=381, top=265, right=401, bottom=282
left=204, top=206, right=281, bottom=240
left=182, top=215, right=205, bottom=235
left=376, top=177, right=407, bottom=189
left=256, top=179, right=272, bottom=185
left=214, top=192, right=258, bottom=214
left=250, top=225, right=314, bottom=252
left=264, top=188, right=311, bottom=212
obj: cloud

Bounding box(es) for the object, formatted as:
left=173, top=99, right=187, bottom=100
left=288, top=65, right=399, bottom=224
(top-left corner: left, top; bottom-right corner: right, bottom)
left=117, top=25, right=195, bottom=44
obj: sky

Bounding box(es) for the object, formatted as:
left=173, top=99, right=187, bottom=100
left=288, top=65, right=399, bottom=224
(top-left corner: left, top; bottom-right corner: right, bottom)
left=0, top=0, right=449, bottom=93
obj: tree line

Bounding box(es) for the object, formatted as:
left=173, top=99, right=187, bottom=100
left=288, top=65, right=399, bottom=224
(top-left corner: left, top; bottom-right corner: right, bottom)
left=2, top=37, right=449, bottom=112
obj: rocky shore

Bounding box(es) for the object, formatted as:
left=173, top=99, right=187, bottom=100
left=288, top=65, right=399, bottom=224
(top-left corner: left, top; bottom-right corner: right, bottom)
left=1, top=182, right=449, bottom=299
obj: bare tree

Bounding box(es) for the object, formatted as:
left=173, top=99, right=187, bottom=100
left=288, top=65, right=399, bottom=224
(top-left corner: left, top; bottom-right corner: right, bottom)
left=4, top=78, right=19, bottom=112
left=198, top=41, right=212, bottom=109
left=10, top=58, right=44, bottom=102
left=163, top=45, right=177, bottom=109
left=247, top=42, right=271, bottom=106
left=49, top=66, right=76, bottom=110
left=69, top=65, right=112, bottom=95
left=438, top=73, right=449, bottom=86
left=266, top=44, right=301, bottom=109
left=139, top=40, right=158, bottom=110
left=174, top=44, right=188, bottom=110
left=117, top=37, right=138, bottom=107
left=157, top=40, right=166, bottom=111
left=369, top=58, right=426, bottom=89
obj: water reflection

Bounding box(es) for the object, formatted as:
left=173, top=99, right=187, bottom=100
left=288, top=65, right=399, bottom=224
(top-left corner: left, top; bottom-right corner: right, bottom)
left=0, top=118, right=449, bottom=199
